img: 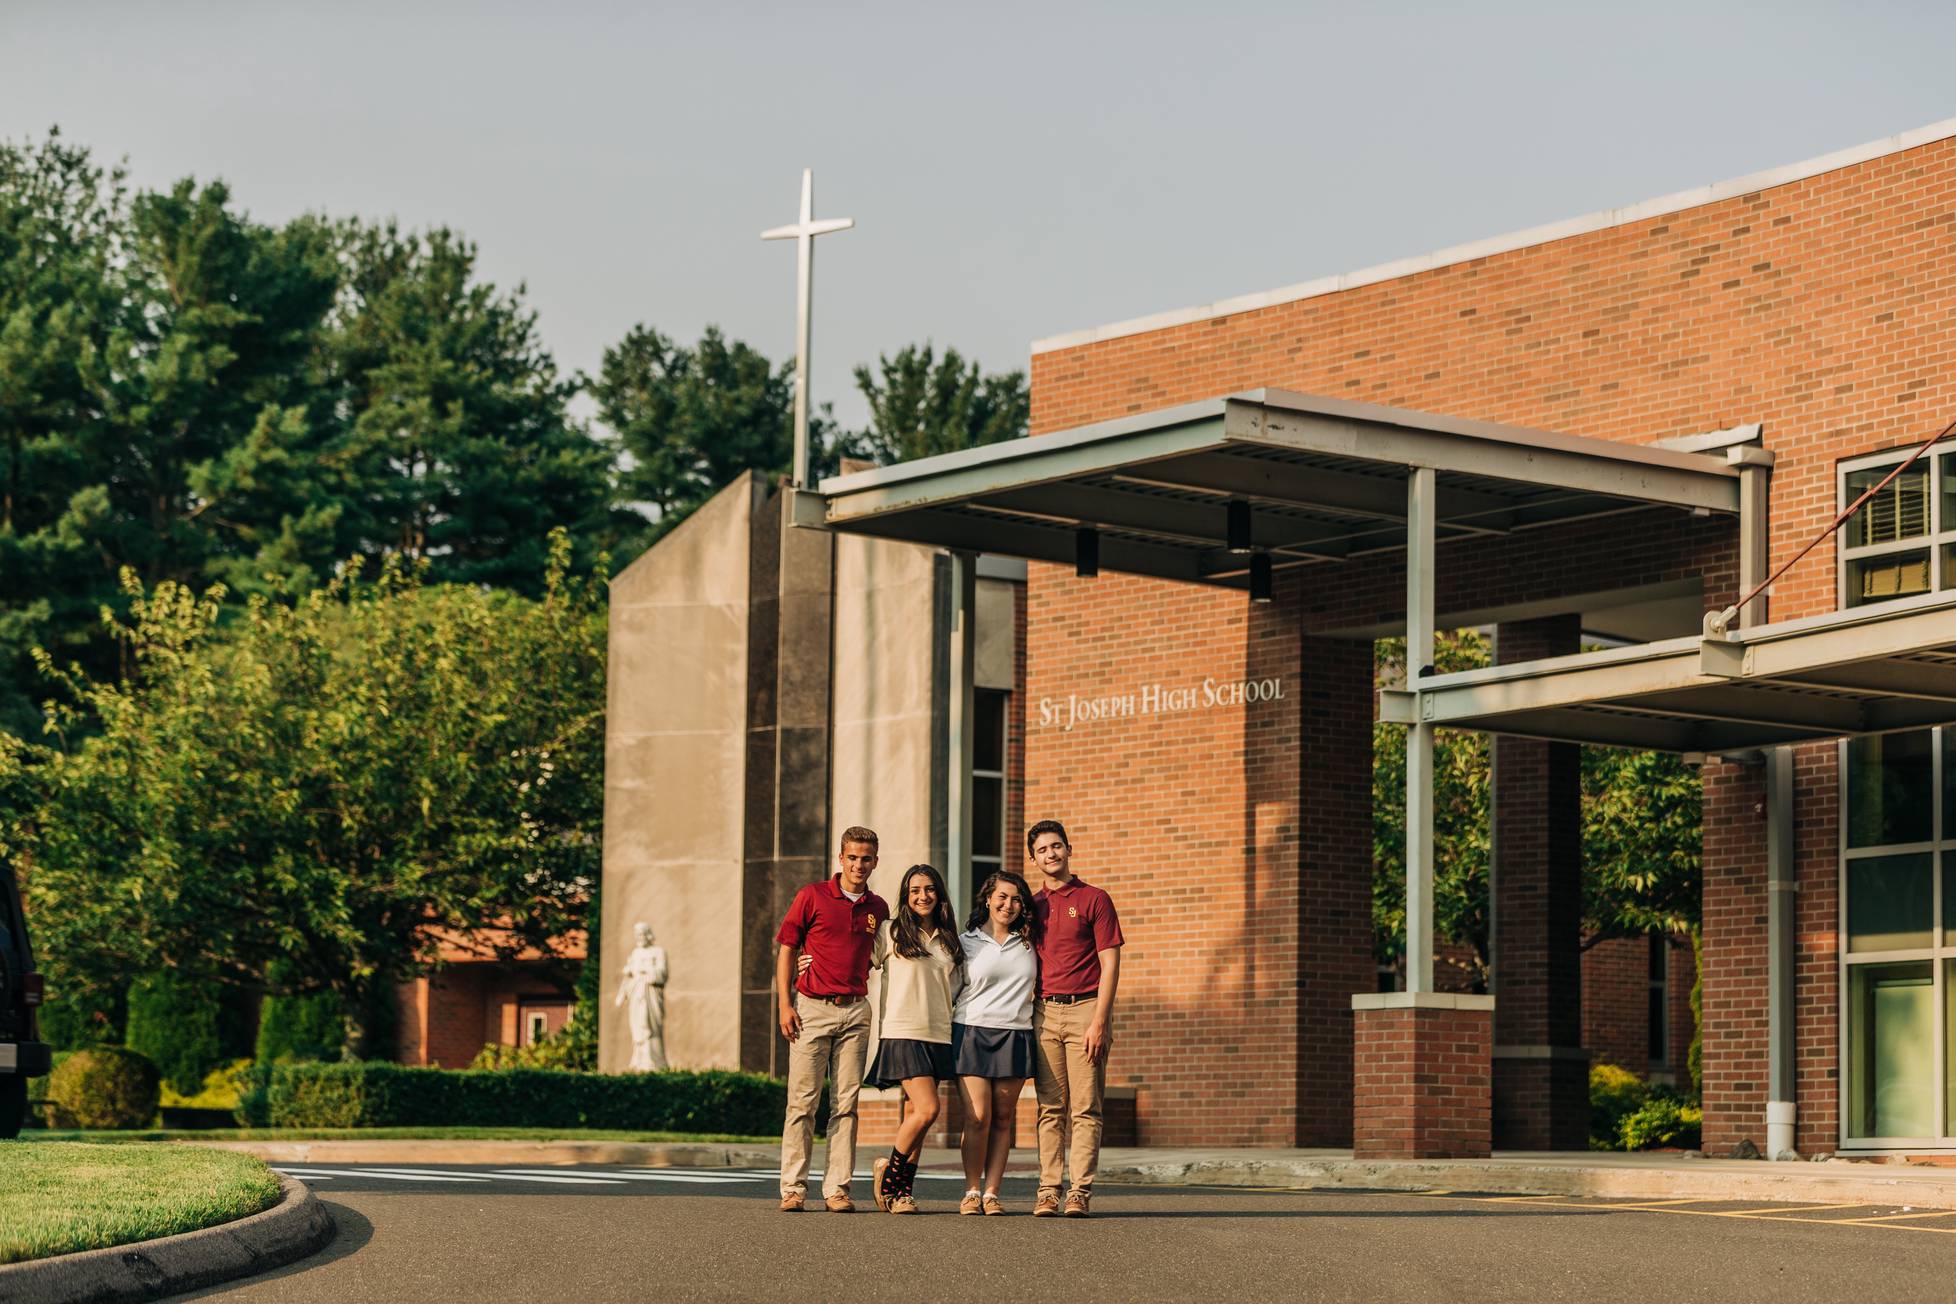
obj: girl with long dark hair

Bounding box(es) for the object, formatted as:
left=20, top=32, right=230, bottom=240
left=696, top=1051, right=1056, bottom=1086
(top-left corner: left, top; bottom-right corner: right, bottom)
left=865, top=863, right=964, bottom=1213
left=950, top=869, right=1040, bottom=1215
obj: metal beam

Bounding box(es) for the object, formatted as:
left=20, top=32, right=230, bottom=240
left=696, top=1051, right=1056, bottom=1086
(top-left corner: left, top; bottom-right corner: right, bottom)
left=1111, top=452, right=1524, bottom=525
left=1775, top=661, right=1956, bottom=705
left=1228, top=396, right=1742, bottom=515
left=943, top=551, right=977, bottom=913
left=845, top=507, right=1213, bottom=585
left=978, top=482, right=1349, bottom=559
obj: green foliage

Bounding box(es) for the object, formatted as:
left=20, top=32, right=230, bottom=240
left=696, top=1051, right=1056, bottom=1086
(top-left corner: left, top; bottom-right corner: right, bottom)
left=236, top=1064, right=782, bottom=1134
left=14, top=531, right=605, bottom=1055
left=1373, top=632, right=1493, bottom=981
left=0, top=1141, right=281, bottom=1266
left=45, top=1047, right=160, bottom=1129
left=255, top=984, right=348, bottom=1064
left=1589, top=1062, right=1649, bottom=1150
left=0, top=133, right=617, bottom=733
left=595, top=324, right=835, bottom=551
left=31, top=978, right=123, bottom=1050
left=1619, top=1095, right=1703, bottom=1150
left=1372, top=634, right=1704, bottom=982
left=159, top=1058, right=255, bottom=1111
left=124, top=973, right=226, bottom=1095
left=842, top=343, right=1028, bottom=465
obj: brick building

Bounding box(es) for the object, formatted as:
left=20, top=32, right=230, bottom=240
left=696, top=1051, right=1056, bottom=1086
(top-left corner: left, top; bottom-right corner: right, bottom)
left=393, top=932, right=582, bottom=1069
left=789, top=116, right=1956, bottom=1158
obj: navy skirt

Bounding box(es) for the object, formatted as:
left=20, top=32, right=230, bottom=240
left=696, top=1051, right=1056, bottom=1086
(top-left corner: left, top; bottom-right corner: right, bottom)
left=868, top=1037, right=954, bottom=1087
left=951, top=1023, right=1036, bottom=1079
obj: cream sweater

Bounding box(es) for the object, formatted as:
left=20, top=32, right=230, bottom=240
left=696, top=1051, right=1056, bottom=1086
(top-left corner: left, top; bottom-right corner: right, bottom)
left=871, top=920, right=962, bottom=1043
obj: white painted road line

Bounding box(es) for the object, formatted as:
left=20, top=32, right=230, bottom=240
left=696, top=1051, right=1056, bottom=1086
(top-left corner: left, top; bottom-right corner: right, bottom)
left=482, top=1170, right=629, bottom=1186
left=272, top=1168, right=487, bottom=1184
left=499, top=1169, right=751, bottom=1185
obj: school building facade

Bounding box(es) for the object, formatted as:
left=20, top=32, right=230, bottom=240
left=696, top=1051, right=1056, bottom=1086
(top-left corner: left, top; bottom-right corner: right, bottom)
left=785, top=117, right=1956, bottom=1159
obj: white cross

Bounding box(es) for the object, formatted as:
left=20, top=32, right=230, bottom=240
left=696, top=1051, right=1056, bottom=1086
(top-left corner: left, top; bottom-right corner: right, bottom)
left=761, top=169, right=854, bottom=487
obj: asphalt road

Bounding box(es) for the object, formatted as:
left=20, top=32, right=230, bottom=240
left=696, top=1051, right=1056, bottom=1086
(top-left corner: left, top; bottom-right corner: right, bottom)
left=176, top=1165, right=1956, bottom=1303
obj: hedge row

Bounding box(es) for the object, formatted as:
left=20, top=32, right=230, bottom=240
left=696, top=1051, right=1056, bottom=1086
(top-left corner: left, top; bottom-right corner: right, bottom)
left=238, top=1064, right=785, bottom=1134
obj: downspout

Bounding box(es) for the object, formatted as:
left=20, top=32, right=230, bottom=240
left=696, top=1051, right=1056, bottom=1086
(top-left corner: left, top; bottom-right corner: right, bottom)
left=1766, top=746, right=1798, bottom=1159
left=1727, top=443, right=1796, bottom=1159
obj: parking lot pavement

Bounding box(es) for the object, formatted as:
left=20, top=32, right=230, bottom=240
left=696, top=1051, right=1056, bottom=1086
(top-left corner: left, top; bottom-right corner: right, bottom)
left=179, top=1166, right=1956, bottom=1303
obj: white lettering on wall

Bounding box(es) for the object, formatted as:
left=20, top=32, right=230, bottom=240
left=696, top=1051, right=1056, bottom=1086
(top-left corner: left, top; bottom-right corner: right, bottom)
left=1036, top=676, right=1287, bottom=731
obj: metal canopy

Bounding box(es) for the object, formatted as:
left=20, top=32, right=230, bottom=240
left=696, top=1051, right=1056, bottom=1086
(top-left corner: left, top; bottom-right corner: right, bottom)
left=1380, top=588, right=1956, bottom=752
left=797, top=389, right=1744, bottom=586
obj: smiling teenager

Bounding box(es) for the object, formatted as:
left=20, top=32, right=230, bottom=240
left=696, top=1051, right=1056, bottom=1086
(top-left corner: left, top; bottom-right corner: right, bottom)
left=1027, top=820, right=1124, bottom=1219
left=775, top=827, right=890, bottom=1213
left=951, top=870, right=1041, bottom=1215
left=865, top=864, right=965, bottom=1214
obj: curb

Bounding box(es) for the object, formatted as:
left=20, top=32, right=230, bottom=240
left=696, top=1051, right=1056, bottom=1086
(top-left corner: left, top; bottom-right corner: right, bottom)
left=1094, top=1156, right=1956, bottom=1210
left=196, top=1139, right=785, bottom=1169
left=0, top=1176, right=335, bottom=1303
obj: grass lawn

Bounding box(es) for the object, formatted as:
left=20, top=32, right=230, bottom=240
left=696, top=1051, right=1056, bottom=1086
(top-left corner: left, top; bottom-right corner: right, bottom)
left=31, top=1126, right=777, bottom=1144
left=0, top=1141, right=282, bottom=1265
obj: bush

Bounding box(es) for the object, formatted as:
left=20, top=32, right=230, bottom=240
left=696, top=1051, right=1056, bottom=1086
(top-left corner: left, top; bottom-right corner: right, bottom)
left=24, top=1052, right=74, bottom=1129
left=236, top=1063, right=782, bottom=1134
left=1620, top=1095, right=1703, bottom=1150
left=255, top=982, right=347, bottom=1064
left=1589, top=1063, right=1647, bottom=1150
left=160, top=1058, right=256, bottom=1111
left=125, top=974, right=226, bottom=1095
left=44, top=1048, right=161, bottom=1130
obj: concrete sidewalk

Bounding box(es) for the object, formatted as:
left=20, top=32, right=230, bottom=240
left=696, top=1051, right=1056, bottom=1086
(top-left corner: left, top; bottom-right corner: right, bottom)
left=189, top=1137, right=1956, bottom=1211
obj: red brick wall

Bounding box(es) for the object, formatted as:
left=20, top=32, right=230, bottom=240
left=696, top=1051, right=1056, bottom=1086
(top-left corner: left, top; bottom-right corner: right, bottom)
left=395, top=961, right=578, bottom=1068
left=1352, top=1003, right=1493, bottom=1159
left=1026, top=132, right=1956, bottom=1151
left=1583, top=937, right=1651, bottom=1077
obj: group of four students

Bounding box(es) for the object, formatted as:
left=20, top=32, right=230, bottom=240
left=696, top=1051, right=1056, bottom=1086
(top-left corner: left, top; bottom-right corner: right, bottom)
left=775, top=819, right=1124, bottom=1217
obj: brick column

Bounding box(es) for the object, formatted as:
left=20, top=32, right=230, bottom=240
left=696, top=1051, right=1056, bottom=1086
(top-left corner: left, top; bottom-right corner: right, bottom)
left=1352, top=993, right=1494, bottom=1158
left=1700, top=759, right=1768, bottom=1156
left=1491, top=614, right=1588, bottom=1150
left=1296, top=636, right=1379, bottom=1146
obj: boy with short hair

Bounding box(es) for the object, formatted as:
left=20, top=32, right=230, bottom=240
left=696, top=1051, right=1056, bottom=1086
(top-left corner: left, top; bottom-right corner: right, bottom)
left=776, top=827, right=889, bottom=1212
left=1026, top=819, right=1123, bottom=1218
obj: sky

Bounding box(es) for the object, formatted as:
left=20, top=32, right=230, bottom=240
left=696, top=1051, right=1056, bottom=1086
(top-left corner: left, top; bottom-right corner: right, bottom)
left=6, top=1, right=1956, bottom=432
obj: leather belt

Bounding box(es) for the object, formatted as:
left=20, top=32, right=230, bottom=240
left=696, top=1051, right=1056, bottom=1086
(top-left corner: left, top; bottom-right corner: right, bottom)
left=1040, top=993, right=1096, bottom=1005
left=802, top=992, right=865, bottom=1006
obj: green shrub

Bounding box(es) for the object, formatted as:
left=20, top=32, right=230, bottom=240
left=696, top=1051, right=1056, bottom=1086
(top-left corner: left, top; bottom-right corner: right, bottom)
left=45, top=1048, right=161, bottom=1129
left=125, top=973, right=227, bottom=1095
left=34, top=982, right=124, bottom=1050
left=23, top=1052, right=74, bottom=1129
left=1620, top=1095, right=1703, bottom=1150
left=255, top=987, right=347, bottom=1064
left=469, top=1020, right=594, bottom=1072
left=1589, top=1063, right=1647, bottom=1150
left=237, top=1063, right=782, bottom=1133
left=160, top=1058, right=256, bottom=1111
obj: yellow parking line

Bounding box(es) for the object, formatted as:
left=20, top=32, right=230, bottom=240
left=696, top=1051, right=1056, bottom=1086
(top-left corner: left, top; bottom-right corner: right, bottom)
left=1840, top=1209, right=1956, bottom=1224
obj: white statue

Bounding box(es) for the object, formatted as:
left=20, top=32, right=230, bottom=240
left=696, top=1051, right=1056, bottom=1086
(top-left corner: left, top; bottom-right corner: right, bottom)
left=613, top=921, right=669, bottom=1072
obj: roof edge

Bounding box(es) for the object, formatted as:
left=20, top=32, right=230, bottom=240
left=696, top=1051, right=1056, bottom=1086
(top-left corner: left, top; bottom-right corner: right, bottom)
left=1030, top=116, right=1956, bottom=356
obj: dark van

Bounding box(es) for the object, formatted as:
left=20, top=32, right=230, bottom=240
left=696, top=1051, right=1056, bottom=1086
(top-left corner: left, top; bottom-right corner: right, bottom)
left=1, top=857, right=50, bottom=1137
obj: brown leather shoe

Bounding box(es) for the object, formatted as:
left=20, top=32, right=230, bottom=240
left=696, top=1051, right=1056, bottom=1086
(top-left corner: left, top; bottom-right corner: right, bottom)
left=824, top=1192, right=854, bottom=1213
left=982, top=1193, right=1006, bottom=1216
left=1033, top=1187, right=1061, bottom=1217
left=1063, top=1190, right=1092, bottom=1218
left=959, top=1190, right=983, bottom=1215
left=871, top=1158, right=892, bottom=1213
left=779, top=1191, right=806, bottom=1213
left=889, top=1194, right=919, bottom=1215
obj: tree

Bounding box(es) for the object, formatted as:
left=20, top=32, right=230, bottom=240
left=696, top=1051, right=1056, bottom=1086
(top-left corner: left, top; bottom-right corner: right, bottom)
left=1372, top=633, right=1703, bottom=987
left=324, top=223, right=618, bottom=592
left=844, top=343, right=1027, bottom=465
left=7, top=530, right=606, bottom=1057
left=594, top=324, right=837, bottom=552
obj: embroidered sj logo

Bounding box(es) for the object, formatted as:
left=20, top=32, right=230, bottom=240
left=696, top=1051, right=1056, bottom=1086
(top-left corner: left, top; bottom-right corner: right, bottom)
left=864, top=916, right=876, bottom=933
left=1068, top=905, right=1079, bottom=918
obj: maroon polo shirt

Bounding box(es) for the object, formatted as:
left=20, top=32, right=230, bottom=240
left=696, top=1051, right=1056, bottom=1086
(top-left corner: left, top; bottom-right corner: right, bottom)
left=776, top=876, right=890, bottom=998
left=1033, top=877, right=1123, bottom=997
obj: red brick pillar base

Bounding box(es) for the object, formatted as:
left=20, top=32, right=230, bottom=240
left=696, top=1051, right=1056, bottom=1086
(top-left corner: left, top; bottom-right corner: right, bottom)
left=1352, top=993, right=1495, bottom=1159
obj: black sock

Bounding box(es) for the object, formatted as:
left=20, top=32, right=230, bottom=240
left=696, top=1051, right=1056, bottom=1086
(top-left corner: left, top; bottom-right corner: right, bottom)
left=882, top=1149, right=905, bottom=1196
left=899, top=1154, right=919, bottom=1196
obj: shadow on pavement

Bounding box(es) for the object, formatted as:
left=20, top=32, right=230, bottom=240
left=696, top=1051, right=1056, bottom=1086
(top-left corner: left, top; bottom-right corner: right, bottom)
left=1084, top=1205, right=1603, bottom=1220
left=172, top=1199, right=374, bottom=1300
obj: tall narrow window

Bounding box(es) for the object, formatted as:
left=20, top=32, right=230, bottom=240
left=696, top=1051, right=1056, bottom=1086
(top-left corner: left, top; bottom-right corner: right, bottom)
left=971, top=689, right=1009, bottom=910
left=1648, top=935, right=1670, bottom=1068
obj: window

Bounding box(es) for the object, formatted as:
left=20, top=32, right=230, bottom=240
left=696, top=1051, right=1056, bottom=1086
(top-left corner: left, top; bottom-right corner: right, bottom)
left=971, top=689, right=1009, bottom=910
left=1837, top=451, right=1956, bottom=1144
left=1648, top=935, right=1670, bottom=1068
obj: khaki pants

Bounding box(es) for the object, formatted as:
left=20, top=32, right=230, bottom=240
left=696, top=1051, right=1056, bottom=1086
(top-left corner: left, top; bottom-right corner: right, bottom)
left=1033, top=997, right=1105, bottom=1193
left=780, top=996, right=871, bottom=1199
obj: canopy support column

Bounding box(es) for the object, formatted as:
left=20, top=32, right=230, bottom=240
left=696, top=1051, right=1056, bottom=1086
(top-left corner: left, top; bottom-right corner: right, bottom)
left=1407, top=466, right=1437, bottom=994
left=942, top=550, right=978, bottom=911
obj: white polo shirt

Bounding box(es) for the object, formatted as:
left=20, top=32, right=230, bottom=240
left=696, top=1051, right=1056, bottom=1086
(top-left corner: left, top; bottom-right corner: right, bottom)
left=952, top=927, right=1037, bottom=1031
